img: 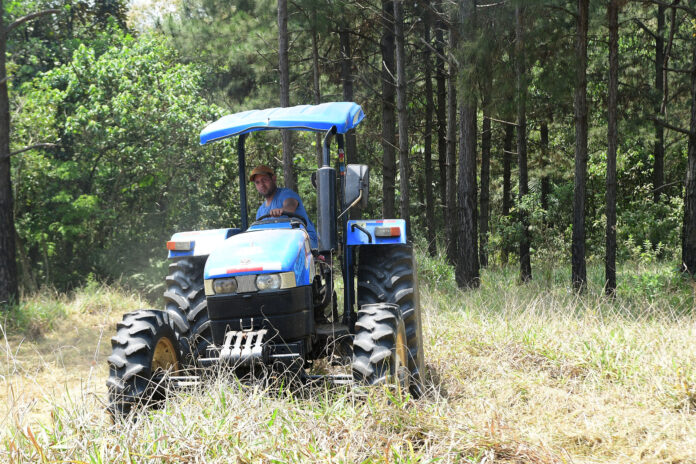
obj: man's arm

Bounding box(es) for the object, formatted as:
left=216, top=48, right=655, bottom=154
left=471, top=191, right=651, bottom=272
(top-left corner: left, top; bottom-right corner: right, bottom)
left=269, top=197, right=299, bottom=216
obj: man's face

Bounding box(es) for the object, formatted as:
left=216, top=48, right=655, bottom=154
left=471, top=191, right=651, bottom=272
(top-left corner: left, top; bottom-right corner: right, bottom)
left=253, top=173, right=277, bottom=198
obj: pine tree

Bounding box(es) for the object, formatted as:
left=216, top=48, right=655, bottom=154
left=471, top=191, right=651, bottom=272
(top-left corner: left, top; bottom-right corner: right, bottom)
left=572, top=0, right=589, bottom=291
left=606, top=0, right=620, bottom=294
left=516, top=4, right=532, bottom=282
left=455, top=0, right=479, bottom=288
left=381, top=0, right=397, bottom=218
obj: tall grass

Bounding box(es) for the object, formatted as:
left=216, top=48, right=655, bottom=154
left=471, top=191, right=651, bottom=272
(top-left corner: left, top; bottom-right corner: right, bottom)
left=2, top=279, right=154, bottom=339
left=2, top=251, right=695, bottom=463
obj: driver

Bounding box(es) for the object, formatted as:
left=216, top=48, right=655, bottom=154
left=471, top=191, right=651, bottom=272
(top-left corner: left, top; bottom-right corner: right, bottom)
left=250, top=164, right=318, bottom=248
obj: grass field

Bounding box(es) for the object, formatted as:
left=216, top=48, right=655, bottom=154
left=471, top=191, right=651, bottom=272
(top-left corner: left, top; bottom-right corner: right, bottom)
left=1, top=251, right=695, bottom=463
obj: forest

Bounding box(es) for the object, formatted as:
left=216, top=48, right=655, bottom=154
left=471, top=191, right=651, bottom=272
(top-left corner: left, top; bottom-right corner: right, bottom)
left=3, top=1, right=696, bottom=462
left=0, top=0, right=695, bottom=303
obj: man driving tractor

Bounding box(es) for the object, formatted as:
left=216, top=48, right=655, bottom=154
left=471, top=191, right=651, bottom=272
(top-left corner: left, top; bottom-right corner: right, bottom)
left=250, top=164, right=318, bottom=248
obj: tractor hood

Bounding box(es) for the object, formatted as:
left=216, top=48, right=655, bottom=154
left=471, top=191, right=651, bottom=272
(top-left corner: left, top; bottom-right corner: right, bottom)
left=204, top=228, right=310, bottom=280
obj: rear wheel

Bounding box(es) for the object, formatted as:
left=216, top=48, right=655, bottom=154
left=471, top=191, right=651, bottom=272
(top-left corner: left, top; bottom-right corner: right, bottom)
left=352, top=303, right=409, bottom=391
left=357, top=244, right=425, bottom=396
left=106, top=309, right=181, bottom=417
left=164, top=258, right=212, bottom=364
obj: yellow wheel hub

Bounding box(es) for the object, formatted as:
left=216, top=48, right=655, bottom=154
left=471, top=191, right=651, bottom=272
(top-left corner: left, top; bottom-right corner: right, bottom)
left=392, top=326, right=410, bottom=391
left=152, top=337, right=179, bottom=372
left=396, top=329, right=408, bottom=367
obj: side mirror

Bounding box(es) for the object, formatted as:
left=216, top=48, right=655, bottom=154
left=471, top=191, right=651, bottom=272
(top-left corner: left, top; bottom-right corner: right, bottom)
left=344, top=164, right=369, bottom=209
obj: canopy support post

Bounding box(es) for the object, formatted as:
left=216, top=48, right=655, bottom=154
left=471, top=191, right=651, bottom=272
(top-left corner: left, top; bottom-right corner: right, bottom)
left=321, top=126, right=336, bottom=167
left=238, top=134, right=248, bottom=230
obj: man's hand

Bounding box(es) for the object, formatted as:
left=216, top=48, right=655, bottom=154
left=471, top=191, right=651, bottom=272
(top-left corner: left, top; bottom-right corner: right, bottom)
left=268, top=198, right=298, bottom=217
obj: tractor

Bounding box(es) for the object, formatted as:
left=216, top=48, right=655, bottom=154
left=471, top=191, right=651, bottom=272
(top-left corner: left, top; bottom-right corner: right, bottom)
left=106, top=102, right=425, bottom=416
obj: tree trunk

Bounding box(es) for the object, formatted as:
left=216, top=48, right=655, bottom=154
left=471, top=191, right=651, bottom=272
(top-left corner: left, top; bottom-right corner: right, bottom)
left=312, top=20, right=322, bottom=166
left=394, top=0, right=410, bottom=235
left=0, top=5, right=18, bottom=305
left=501, top=122, right=514, bottom=264
left=424, top=2, right=436, bottom=257
left=479, top=83, right=491, bottom=268
left=682, top=37, right=696, bottom=274
left=381, top=0, right=397, bottom=218
left=606, top=0, right=619, bottom=295
left=653, top=5, right=665, bottom=203
left=455, top=0, right=479, bottom=288
left=446, top=39, right=458, bottom=265
left=540, top=121, right=550, bottom=215
left=516, top=5, right=532, bottom=282
left=572, top=0, right=589, bottom=291
left=278, top=0, right=295, bottom=190
left=340, top=27, right=357, bottom=162
left=662, top=4, right=677, bottom=116
left=417, top=169, right=425, bottom=212
left=435, top=3, right=447, bottom=229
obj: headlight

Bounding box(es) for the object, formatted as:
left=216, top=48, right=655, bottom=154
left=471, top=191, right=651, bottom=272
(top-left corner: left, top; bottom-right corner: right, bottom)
left=255, top=273, right=281, bottom=291
left=213, top=277, right=237, bottom=294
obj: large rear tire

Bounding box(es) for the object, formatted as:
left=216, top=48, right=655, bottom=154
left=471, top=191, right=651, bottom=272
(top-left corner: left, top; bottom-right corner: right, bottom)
left=164, top=258, right=212, bottom=364
left=357, top=244, right=425, bottom=396
left=106, top=309, right=181, bottom=417
left=352, top=303, right=409, bottom=391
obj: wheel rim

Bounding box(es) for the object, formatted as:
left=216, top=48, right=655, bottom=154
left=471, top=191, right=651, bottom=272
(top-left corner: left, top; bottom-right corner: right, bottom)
left=152, top=337, right=179, bottom=372
left=395, top=328, right=409, bottom=389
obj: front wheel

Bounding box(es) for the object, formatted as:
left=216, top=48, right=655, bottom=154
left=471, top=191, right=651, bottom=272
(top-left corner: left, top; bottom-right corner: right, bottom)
left=106, top=309, right=181, bottom=418
left=163, top=258, right=212, bottom=366
left=352, top=303, right=410, bottom=392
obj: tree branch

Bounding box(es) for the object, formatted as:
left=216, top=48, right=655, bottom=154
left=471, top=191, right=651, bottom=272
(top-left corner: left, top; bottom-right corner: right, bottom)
left=644, top=0, right=696, bottom=17
left=547, top=4, right=576, bottom=19
left=633, top=18, right=657, bottom=40
left=650, top=117, right=695, bottom=136
left=6, top=9, right=60, bottom=35
left=9, top=143, right=58, bottom=157
left=487, top=116, right=518, bottom=127
left=664, top=66, right=694, bottom=74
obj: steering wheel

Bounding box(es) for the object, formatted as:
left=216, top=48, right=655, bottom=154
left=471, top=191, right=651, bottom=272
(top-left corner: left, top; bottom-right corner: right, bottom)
left=256, top=211, right=307, bottom=227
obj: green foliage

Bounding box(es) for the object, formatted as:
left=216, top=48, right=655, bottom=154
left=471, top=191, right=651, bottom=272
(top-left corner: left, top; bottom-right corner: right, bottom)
left=7, top=0, right=129, bottom=87
left=12, top=33, right=235, bottom=289
left=3, top=291, right=66, bottom=338
left=619, top=194, right=683, bottom=261
left=161, top=0, right=278, bottom=108
left=7, top=0, right=696, bottom=294
left=619, top=265, right=692, bottom=312
left=413, top=237, right=457, bottom=291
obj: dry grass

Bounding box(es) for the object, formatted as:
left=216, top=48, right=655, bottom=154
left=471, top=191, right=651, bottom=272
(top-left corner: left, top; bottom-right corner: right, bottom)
left=1, top=256, right=695, bottom=463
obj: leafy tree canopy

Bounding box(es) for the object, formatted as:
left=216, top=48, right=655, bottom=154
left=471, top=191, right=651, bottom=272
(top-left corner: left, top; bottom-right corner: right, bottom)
left=12, top=33, right=237, bottom=289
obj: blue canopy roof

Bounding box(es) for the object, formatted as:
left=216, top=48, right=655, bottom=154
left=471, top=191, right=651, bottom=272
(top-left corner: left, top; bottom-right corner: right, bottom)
left=200, top=102, right=365, bottom=145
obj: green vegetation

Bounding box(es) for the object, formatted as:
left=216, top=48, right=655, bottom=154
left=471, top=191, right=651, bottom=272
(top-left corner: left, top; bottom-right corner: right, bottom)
left=2, top=253, right=695, bottom=463
left=2, top=1, right=695, bottom=461
left=13, top=34, right=234, bottom=290
left=4, top=0, right=694, bottom=295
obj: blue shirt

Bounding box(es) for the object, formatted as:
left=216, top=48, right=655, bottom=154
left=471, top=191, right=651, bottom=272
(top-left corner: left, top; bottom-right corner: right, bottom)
left=256, top=187, right=318, bottom=248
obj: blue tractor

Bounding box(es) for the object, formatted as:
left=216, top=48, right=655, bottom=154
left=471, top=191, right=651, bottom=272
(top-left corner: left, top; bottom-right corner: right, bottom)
left=106, top=103, right=425, bottom=415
